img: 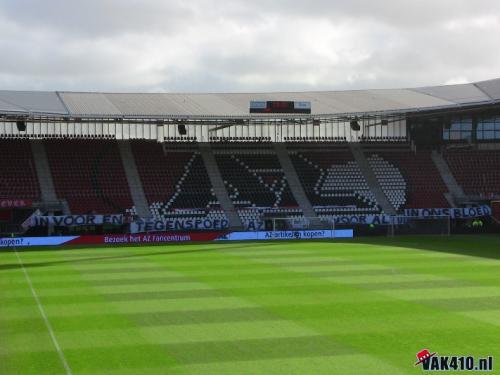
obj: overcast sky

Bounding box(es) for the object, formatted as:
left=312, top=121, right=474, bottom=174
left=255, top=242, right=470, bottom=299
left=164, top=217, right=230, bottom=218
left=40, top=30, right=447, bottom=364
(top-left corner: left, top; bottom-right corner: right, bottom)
left=0, top=0, right=499, bottom=93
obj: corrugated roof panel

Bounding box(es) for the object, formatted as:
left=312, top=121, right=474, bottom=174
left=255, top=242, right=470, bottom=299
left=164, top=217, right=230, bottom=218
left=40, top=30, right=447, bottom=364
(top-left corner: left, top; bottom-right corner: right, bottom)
left=163, top=94, right=213, bottom=116
left=106, top=93, right=183, bottom=116
left=301, top=91, right=360, bottom=114
left=0, top=97, right=27, bottom=113
left=0, top=91, right=67, bottom=114
left=189, top=94, right=246, bottom=116
left=412, top=83, right=491, bottom=104
left=60, top=92, right=121, bottom=116
left=368, top=89, right=456, bottom=110
left=317, top=90, right=407, bottom=113
left=475, top=78, right=500, bottom=100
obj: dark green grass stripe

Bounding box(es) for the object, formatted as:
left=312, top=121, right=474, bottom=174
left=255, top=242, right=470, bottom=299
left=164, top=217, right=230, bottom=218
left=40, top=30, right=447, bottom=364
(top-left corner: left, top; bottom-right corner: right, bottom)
left=0, top=345, right=177, bottom=373
left=131, top=307, right=278, bottom=326
left=2, top=293, right=106, bottom=306
left=162, top=335, right=356, bottom=364
left=77, top=266, right=167, bottom=274
left=86, top=269, right=405, bottom=288
left=309, top=269, right=414, bottom=278
left=2, top=313, right=133, bottom=334
left=7, top=284, right=499, bottom=310
left=88, top=275, right=192, bottom=286
left=75, top=263, right=280, bottom=274
left=21, top=265, right=411, bottom=280
left=88, top=266, right=408, bottom=280
left=355, top=279, right=478, bottom=290
left=0, top=351, right=65, bottom=375
left=104, top=288, right=224, bottom=301
left=416, top=295, right=500, bottom=311
left=9, top=266, right=163, bottom=276
left=3, top=307, right=281, bottom=334
left=0, top=336, right=355, bottom=370
left=100, top=284, right=349, bottom=302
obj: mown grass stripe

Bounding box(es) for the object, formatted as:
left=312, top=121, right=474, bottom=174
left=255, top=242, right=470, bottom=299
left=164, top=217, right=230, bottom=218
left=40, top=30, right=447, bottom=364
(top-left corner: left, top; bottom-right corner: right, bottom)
left=1, top=235, right=498, bottom=375
left=13, top=249, right=73, bottom=375
left=162, top=335, right=357, bottom=364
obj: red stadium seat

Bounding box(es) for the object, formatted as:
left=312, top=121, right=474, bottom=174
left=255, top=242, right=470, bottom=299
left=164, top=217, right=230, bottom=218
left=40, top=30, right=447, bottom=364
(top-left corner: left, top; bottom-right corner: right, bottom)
left=45, top=139, right=133, bottom=214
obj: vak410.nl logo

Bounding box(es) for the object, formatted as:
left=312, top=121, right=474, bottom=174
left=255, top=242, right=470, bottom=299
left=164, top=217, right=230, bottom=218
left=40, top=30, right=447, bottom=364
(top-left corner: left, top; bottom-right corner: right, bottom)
left=415, top=349, right=493, bottom=371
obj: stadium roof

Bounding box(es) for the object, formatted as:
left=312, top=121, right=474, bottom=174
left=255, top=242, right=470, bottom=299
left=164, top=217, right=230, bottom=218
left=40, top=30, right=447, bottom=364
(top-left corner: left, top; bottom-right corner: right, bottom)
left=0, top=78, right=499, bottom=120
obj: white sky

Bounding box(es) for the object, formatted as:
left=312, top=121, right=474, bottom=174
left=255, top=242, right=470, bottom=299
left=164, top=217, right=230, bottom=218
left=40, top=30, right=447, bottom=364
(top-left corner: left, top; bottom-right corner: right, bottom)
left=0, top=0, right=499, bottom=92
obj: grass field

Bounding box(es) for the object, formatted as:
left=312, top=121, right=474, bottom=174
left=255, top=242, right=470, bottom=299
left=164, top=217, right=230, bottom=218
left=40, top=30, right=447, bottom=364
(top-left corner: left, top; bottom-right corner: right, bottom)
left=1, top=235, right=499, bottom=374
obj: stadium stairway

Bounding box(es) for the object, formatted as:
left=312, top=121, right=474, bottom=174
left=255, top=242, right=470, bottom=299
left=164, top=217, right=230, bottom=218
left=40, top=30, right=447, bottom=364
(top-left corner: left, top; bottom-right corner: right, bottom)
left=30, top=140, right=68, bottom=213
left=199, top=143, right=243, bottom=230
left=350, top=142, right=396, bottom=215
left=431, top=150, right=466, bottom=206
left=274, top=143, right=317, bottom=218
left=118, top=141, right=151, bottom=218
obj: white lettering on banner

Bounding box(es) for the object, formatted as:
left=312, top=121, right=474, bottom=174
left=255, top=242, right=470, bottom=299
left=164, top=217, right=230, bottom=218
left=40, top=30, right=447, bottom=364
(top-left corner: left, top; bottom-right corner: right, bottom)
left=217, top=229, right=354, bottom=241
left=333, top=215, right=393, bottom=225
left=102, top=234, right=192, bottom=244
left=243, top=220, right=265, bottom=231
left=131, top=218, right=229, bottom=233
left=403, top=205, right=492, bottom=219
left=31, top=215, right=123, bottom=227
left=0, top=199, right=33, bottom=208
left=264, top=230, right=328, bottom=240
left=0, top=237, right=78, bottom=248
left=0, top=238, right=25, bottom=247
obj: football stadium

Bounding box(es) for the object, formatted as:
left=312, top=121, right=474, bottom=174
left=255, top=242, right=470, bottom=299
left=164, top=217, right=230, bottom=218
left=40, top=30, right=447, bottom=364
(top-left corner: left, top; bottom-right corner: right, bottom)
left=1, top=79, right=499, bottom=374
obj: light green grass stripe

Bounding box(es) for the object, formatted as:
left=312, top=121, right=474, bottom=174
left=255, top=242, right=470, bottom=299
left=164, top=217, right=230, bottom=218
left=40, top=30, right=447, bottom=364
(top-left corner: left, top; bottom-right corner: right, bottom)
left=321, top=273, right=453, bottom=284
left=457, top=309, right=500, bottom=326
left=13, top=249, right=73, bottom=375
left=1, top=345, right=177, bottom=374
left=378, top=285, right=500, bottom=300
left=25, top=321, right=318, bottom=349
left=1, top=235, right=498, bottom=375
left=0, top=296, right=258, bottom=320
left=2, top=281, right=216, bottom=298
left=167, top=353, right=411, bottom=375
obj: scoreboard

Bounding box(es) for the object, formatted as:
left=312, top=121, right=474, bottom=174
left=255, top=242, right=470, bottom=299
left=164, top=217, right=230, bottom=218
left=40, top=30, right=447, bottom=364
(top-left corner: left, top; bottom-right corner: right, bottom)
left=250, top=101, right=311, bottom=114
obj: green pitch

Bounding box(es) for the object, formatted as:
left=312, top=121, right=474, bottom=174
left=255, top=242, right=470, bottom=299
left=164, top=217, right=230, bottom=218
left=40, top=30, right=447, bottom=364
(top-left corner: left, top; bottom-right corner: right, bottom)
left=1, top=235, right=499, bottom=375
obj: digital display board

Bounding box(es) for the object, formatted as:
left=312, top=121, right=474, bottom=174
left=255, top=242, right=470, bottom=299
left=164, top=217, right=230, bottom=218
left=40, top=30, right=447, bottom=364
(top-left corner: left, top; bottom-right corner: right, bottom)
left=250, top=101, right=311, bottom=114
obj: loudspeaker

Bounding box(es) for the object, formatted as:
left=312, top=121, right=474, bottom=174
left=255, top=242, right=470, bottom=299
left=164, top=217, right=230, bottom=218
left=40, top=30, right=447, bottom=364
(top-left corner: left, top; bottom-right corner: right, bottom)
left=177, top=124, right=187, bottom=135
left=443, top=118, right=452, bottom=130
left=16, top=120, right=26, bottom=132
left=350, top=120, right=360, bottom=131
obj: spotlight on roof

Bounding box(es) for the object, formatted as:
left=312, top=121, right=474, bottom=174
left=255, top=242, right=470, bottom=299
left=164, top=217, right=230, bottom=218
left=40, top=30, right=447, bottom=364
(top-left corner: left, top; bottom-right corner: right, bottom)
left=443, top=118, right=452, bottom=130
left=350, top=118, right=360, bottom=131
left=16, top=120, right=26, bottom=132
left=177, top=123, right=187, bottom=135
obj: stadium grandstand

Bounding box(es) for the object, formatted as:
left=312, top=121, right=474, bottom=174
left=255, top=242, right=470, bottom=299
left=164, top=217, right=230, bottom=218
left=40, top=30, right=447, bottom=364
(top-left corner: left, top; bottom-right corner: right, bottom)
left=1, top=78, right=500, bottom=238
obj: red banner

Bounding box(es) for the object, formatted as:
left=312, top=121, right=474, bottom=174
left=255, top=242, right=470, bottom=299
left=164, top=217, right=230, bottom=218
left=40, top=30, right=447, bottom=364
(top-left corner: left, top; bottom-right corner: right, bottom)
left=65, top=231, right=225, bottom=245
left=0, top=199, right=33, bottom=209
left=0, top=210, right=12, bottom=221
left=492, top=201, right=500, bottom=222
